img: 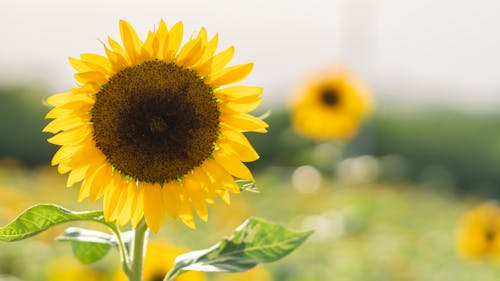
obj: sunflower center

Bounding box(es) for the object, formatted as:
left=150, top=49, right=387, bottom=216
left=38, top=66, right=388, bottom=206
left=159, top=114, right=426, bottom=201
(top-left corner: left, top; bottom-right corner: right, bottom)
left=150, top=272, right=167, bottom=281
left=486, top=228, right=495, bottom=243
left=320, top=88, right=340, bottom=106
left=92, top=60, right=220, bottom=183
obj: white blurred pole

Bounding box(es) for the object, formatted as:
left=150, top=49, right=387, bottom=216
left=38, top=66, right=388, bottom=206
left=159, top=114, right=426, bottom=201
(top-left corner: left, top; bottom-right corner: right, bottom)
left=339, top=0, right=381, bottom=83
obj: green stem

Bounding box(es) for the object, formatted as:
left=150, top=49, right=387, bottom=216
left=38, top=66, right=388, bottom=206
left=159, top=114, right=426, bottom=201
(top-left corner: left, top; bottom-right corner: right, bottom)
left=130, top=219, right=149, bottom=281
left=109, top=225, right=132, bottom=277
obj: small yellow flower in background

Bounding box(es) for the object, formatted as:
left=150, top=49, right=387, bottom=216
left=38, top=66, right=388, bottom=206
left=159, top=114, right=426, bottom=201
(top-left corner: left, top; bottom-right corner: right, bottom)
left=291, top=67, right=372, bottom=141
left=214, top=265, right=272, bottom=281
left=44, top=19, right=268, bottom=232
left=46, top=256, right=107, bottom=281
left=456, top=202, right=500, bottom=260
left=113, top=240, right=206, bottom=281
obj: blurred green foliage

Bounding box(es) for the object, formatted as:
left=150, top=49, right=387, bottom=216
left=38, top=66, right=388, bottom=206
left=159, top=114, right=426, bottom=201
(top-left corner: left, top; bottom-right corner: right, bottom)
left=1, top=84, right=500, bottom=196
left=247, top=109, right=500, bottom=196
left=0, top=84, right=56, bottom=166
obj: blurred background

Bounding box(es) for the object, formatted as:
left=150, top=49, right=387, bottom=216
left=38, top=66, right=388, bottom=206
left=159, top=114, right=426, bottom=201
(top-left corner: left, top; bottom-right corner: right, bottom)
left=1, top=0, right=500, bottom=280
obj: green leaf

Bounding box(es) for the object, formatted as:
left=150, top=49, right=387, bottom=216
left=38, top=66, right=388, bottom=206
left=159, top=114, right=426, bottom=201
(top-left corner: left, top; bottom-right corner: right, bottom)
left=56, top=227, right=134, bottom=264
left=71, top=240, right=112, bottom=264
left=165, top=217, right=313, bottom=280
left=0, top=204, right=105, bottom=242
left=57, top=227, right=114, bottom=264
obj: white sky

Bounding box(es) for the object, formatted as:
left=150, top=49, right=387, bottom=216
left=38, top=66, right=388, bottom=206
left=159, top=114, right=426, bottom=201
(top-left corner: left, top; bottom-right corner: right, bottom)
left=1, top=0, right=500, bottom=110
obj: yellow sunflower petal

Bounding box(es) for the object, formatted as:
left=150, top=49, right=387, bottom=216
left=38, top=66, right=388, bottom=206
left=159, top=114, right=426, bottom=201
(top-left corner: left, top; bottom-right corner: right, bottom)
left=43, top=116, right=88, bottom=134
left=206, top=63, right=253, bottom=87
left=119, top=19, right=142, bottom=64
left=47, top=126, right=91, bottom=146
left=67, top=165, right=89, bottom=187
left=144, top=183, right=166, bottom=233
left=214, top=86, right=262, bottom=100
left=162, top=182, right=181, bottom=218
left=163, top=21, right=183, bottom=61
left=220, top=113, right=268, bottom=133
left=195, top=46, right=234, bottom=77
left=176, top=38, right=203, bottom=67
left=201, top=159, right=239, bottom=193
left=103, top=175, right=123, bottom=221
left=184, top=175, right=209, bottom=222
left=213, top=150, right=254, bottom=181
left=221, top=97, right=262, bottom=113
left=88, top=164, right=112, bottom=202
left=114, top=183, right=133, bottom=226
left=130, top=188, right=145, bottom=227
left=218, top=138, right=259, bottom=162
left=74, top=71, right=108, bottom=85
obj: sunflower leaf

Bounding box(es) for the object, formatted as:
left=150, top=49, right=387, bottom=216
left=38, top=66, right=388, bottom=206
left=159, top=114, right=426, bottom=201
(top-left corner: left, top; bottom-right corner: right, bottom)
left=165, top=217, right=313, bottom=280
left=56, top=227, right=116, bottom=264
left=0, top=204, right=106, bottom=242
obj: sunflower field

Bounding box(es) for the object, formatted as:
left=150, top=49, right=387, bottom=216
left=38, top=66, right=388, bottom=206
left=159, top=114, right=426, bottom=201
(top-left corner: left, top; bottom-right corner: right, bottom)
left=2, top=1, right=500, bottom=280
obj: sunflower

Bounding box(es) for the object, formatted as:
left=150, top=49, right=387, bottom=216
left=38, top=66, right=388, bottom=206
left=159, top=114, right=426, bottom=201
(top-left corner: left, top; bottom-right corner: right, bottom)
left=43, top=19, right=267, bottom=232
left=290, top=68, right=371, bottom=140
left=46, top=256, right=107, bottom=281
left=113, top=240, right=206, bottom=281
left=456, top=202, right=500, bottom=260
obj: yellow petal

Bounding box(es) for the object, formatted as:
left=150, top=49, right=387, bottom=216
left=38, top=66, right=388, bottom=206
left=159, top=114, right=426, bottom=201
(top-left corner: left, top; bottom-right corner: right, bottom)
left=51, top=145, right=83, bottom=166
left=88, top=164, right=112, bottom=202
left=221, top=97, right=262, bottom=113
left=130, top=188, right=144, bottom=227
left=206, top=63, right=253, bottom=87
left=201, top=159, right=239, bottom=193
left=220, top=113, right=268, bottom=133
left=194, top=33, right=219, bottom=67
left=141, top=31, right=156, bottom=60
left=144, top=183, right=166, bottom=233
left=108, top=36, right=126, bottom=56
left=163, top=21, right=183, bottom=61
left=68, top=57, right=92, bottom=73
left=195, top=46, right=234, bottom=77
left=213, top=150, right=254, bottom=181
left=183, top=174, right=209, bottom=221
left=47, top=126, right=91, bottom=146
left=112, top=181, right=132, bottom=223
left=43, top=116, right=88, bottom=133
left=218, top=137, right=259, bottom=162
left=67, top=165, right=89, bottom=187
left=119, top=19, right=142, bottom=64
left=80, top=53, right=112, bottom=74
left=74, top=71, right=108, bottom=84
left=176, top=38, right=204, bottom=67
left=104, top=45, right=128, bottom=73
left=215, top=86, right=262, bottom=100
left=103, top=175, right=123, bottom=221
left=162, top=182, right=181, bottom=218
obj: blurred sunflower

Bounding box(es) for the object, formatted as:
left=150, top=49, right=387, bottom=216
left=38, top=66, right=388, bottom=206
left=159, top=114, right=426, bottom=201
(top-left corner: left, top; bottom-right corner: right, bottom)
left=290, top=68, right=372, bottom=140
left=113, top=240, right=205, bottom=281
left=44, top=19, right=267, bottom=231
left=456, top=202, right=500, bottom=260
left=46, top=256, right=107, bottom=281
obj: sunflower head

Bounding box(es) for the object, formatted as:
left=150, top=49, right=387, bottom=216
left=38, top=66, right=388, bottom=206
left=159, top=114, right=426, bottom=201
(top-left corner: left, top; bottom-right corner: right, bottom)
left=44, top=19, right=267, bottom=232
left=290, top=68, right=372, bottom=141
left=456, top=202, right=500, bottom=260
left=46, top=256, right=107, bottom=281
left=113, top=240, right=206, bottom=281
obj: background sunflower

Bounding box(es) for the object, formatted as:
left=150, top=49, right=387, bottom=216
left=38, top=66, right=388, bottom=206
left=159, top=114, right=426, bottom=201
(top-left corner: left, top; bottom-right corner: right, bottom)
left=456, top=202, right=500, bottom=260
left=290, top=68, right=372, bottom=141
